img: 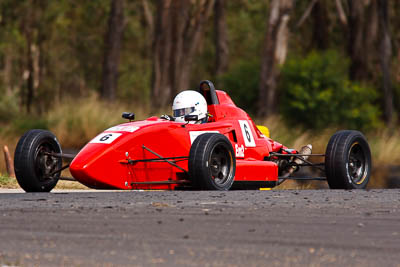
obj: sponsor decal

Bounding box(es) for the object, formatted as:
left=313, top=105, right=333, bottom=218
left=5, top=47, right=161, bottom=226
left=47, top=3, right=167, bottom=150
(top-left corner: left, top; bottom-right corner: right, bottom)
left=90, top=133, right=122, bottom=144
left=189, top=131, right=219, bottom=144
left=235, top=144, right=245, bottom=158
left=106, top=126, right=139, bottom=133
left=238, top=120, right=256, bottom=147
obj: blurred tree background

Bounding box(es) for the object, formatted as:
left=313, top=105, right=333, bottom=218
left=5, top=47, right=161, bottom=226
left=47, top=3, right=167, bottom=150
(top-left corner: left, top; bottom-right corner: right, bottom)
left=0, top=0, right=399, bottom=132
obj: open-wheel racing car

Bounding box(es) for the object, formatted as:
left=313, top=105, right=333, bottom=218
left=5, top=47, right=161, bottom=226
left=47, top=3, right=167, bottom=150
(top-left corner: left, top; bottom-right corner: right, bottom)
left=14, top=80, right=372, bottom=192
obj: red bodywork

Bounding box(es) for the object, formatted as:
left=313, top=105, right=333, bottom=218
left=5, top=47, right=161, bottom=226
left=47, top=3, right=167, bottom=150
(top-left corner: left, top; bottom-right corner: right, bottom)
left=70, top=90, right=286, bottom=190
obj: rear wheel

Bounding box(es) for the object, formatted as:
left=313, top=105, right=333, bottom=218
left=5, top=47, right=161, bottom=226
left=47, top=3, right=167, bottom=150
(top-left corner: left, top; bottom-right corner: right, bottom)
left=325, top=130, right=371, bottom=189
left=189, top=133, right=236, bottom=190
left=14, top=130, right=62, bottom=192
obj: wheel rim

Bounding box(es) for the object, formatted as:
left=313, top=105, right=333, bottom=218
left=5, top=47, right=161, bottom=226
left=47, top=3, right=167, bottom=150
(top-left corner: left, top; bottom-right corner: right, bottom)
left=208, top=143, right=233, bottom=187
left=347, top=142, right=368, bottom=185
left=34, top=140, right=61, bottom=182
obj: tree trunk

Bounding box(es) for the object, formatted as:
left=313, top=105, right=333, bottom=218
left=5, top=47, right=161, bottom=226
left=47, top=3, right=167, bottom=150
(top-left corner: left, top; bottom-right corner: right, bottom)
left=335, top=0, right=348, bottom=27
left=100, top=0, right=125, bottom=101
left=35, top=0, right=48, bottom=113
left=347, top=0, right=368, bottom=81
left=364, top=0, right=379, bottom=82
left=214, top=0, right=229, bottom=81
left=257, top=0, right=293, bottom=117
left=151, top=0, right=215, bottom=109
left=140, top=0, right=154, bottom=49
left=378, top=0, right=394, bottom=125
left=4, top=49, right=13, bottom=96
left=141, top=0, right=154, bottom=34
left=26, top=50, right=34, bottom=113
left=24, top=2, right=35, bottom=113
left=365, top=0, right=379, bottom=56
left=312, top=0, right=329, bottom=50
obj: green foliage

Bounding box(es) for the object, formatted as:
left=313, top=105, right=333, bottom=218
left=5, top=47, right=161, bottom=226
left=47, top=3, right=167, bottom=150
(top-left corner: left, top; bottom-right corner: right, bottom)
left=10, top=118, right=49, bottom=136
left=226, top=1, right=268, bottom=61
left=0, top=92, right=19, bottom=123
left=194, top=0, right=268, bottom=84
left=219, top=59, right=259, bottom=114
left=0, top=0, right=396, bottom=131
left=280, top=51, right=382, bottom=131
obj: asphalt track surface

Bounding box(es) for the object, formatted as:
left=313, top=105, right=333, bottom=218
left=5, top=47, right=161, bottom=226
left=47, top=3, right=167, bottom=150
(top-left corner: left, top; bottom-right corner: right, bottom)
left=0, top=189, right=399, bottom=267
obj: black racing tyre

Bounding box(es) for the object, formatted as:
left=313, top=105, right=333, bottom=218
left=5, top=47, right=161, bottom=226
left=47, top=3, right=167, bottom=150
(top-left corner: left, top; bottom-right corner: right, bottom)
left=14, top=129, right=62, bottom=192
left=325, top=130, right=371, bottom=189
left=189, top=133, right=236, bottom=190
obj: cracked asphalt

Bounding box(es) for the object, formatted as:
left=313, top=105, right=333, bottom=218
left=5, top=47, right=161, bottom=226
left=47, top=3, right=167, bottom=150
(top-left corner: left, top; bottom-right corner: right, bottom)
left=0, top=189, right=399, bottom=266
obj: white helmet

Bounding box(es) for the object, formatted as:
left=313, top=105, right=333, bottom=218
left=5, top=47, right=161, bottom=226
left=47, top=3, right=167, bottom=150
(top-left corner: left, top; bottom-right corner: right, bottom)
left=172, top=90, right=207, bottom=123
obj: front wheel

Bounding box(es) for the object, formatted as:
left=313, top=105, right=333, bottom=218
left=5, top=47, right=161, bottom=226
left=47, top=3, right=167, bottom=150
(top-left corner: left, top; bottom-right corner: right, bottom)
left=325, top=130, right=371, bottom=189
left=14, top=130, right=62, bottom=192
left=189, top=133, right=236, bottom=190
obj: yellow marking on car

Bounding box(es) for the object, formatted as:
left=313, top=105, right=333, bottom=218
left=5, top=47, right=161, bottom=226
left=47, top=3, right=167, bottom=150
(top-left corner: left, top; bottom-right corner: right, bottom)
left=256, top=125, right=270, bottom=138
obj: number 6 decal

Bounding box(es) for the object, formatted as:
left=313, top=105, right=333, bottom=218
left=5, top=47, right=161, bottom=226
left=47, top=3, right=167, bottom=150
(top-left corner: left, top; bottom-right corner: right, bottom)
left=243, top=124, right=251, bottom=143
left=90, top=133, right=122, bottom=144
left=239, top=120, right=256, bottom=147
left=100, top=134, right=112, bottom=142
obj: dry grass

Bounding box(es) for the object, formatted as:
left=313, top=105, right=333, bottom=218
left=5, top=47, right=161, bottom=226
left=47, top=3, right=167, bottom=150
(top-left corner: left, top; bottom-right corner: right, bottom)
left=0, top=173, right=89, bottom=189
left=255, top=115, right=335, bottom=154
left=257, top=116, right=400, bottom=189
left=368, top=130, right=400, bottom=164
left=367, top=129, right=400, bottom=188
left=56, top=180, right=89, bottom=190
left=46, top=94, right=151, bottom=148
left=0, top=173, right=19, bottom=188
left=0, top=99, right=399, bottom=190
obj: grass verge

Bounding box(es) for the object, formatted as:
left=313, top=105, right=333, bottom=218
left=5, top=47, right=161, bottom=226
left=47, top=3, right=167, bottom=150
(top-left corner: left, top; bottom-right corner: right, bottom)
left=0, top=173, right=89, bottom=190
left=0, top=174, right=18, bottom=188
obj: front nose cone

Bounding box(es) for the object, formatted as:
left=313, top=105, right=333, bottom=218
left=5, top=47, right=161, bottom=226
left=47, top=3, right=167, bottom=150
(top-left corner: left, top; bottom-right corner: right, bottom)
left=69, top=143, right=125, bottom=189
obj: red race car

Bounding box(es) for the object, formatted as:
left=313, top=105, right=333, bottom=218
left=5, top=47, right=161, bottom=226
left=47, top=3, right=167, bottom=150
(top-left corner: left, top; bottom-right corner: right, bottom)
left=14, top=80, right=372, bottom=192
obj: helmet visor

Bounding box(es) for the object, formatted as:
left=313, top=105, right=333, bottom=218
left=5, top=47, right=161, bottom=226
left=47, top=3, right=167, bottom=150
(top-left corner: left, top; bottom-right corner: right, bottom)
left=173, top=107, right=195, bottom=117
